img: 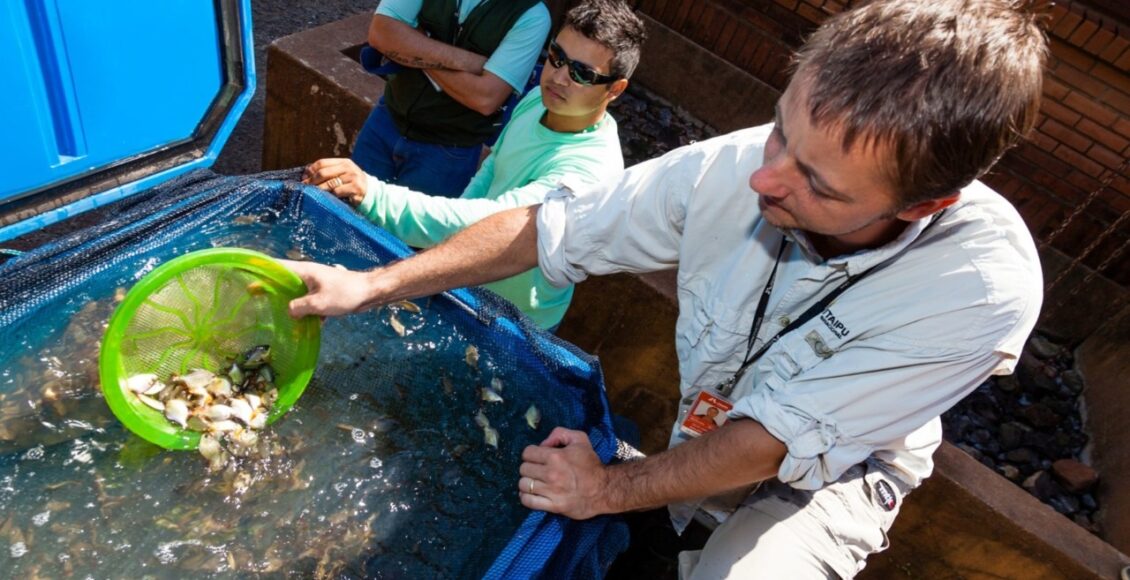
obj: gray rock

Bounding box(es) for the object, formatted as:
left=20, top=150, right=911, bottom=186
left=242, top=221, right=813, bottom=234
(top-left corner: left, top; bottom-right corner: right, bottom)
left=1045, top=398, right=1076, bottom=417
left=1026, top=431, right=1062, bottom=458
left=1027, top=335, right=1062, bottom=360
left=947, top=415, right=973, bottom=439
left=956, top=443, right=983, bottom=462
left=1016, top=354, right=1059, bottom=393
left=1049, top=494, right=1079, bottom=516
left=1050, top=430, right=1073, bottom=451
left=1020, top=402, right=1061, bottom=429
left=995, top=374, right=1021, bottom=393
left=1060, top=369, right=1085, bottom=394
left=1006, top=447, right=1038, bottom=465
left=999, top=421, right=1029, bottom=451
left=997, top=464, right=1022, bottom=481
left=970, top=398, right=999, bottom=423
left=1022, top=470, right=1059, bottom=501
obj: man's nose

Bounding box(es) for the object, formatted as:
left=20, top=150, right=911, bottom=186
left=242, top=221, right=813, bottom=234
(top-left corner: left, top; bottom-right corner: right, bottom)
left=749, top=160, right=790, bottom=199
left=546, top=61, right=570, bottom=85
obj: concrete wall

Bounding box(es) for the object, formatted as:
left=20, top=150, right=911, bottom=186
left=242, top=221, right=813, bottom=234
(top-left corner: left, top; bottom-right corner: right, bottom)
left=261, top=12, right=1130, bottom=577
left=262, top=14, right=382, bottom=172
left=1078, top=302, right=1130, bottom=555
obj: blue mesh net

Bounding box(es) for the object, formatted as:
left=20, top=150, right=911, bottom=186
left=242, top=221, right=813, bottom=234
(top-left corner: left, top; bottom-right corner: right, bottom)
left=0, top=169, right=629, bottom=578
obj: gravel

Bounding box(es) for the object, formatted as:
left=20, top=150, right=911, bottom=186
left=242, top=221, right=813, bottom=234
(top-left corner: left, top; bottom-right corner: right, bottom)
left=212, top=0, right=375, bottom=175
left=942, top=333, right=1102, bottom=534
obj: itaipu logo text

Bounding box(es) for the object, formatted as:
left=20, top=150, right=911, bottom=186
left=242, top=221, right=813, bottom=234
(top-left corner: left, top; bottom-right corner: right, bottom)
left=820, top=309, right=850, bottom=338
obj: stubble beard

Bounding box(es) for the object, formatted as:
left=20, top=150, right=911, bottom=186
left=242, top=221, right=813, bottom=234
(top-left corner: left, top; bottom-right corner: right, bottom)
left=758, top=196, right=800, bottom=231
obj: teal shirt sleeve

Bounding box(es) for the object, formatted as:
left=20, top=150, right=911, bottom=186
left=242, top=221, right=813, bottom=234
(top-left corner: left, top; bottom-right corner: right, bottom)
left=482, top=4, right=551, bottom=92
left=374, top=0, right=422, bottom=25
left=357, top=168, right=549, bottom=249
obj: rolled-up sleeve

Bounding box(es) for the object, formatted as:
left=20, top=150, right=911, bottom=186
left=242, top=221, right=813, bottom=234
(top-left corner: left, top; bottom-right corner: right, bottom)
left=730, top=318, right=1020, bottom=489
left=536, top=148, right=708, bottom=288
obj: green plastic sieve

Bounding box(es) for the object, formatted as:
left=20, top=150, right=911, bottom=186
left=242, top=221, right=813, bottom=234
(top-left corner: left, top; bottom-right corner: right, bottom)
left=99, top=248, right=320, bottom=450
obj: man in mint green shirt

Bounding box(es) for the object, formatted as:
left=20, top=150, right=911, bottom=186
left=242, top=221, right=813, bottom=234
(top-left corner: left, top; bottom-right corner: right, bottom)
left=304, top=0, right=647, bottom=329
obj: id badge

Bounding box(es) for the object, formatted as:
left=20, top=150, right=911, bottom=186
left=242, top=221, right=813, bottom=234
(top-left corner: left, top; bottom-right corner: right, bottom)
left=679, top=390, right=734, bottom=438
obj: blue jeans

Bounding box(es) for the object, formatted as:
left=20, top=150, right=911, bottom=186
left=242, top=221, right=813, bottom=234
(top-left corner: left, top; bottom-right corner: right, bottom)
left=351, top=100, right=481, bottom=199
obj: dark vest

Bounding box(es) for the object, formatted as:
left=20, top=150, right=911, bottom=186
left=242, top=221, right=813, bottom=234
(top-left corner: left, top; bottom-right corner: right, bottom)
left=384, top=0, right=543, bottom=147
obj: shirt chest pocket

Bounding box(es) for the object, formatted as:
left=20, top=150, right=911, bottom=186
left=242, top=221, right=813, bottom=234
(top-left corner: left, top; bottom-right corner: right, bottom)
left=755, top=325, right=836, bottom=392
left=675, top=295, right=711, bottom=350
left=676, top=290, right=750, bottom=376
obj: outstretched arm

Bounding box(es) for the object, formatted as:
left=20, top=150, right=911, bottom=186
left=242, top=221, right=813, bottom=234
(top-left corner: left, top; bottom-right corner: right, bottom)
left=368, top=14, right=487, bottom=73
left=287, top=205, right=540, bottom=318
left=303, top=155, right=566, bottom=251
left=518, top=419, right=787, bottom=520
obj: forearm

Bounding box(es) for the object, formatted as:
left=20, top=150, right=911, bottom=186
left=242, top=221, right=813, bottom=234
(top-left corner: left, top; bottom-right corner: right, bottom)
left=599, top=419, right=787, bottom=514
left=359, top=179, right=545, bottom=250
left=369, top=15, right=486, bottom=72
left=359, top=205, right=541, bottom=309
left=427, top=68, right=512, bottom=116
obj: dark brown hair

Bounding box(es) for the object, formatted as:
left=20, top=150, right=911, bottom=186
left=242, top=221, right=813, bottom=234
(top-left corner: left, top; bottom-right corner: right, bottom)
left=564, top=0, right=648, bottom=80
left=794, top=0, right=1047, bottom=205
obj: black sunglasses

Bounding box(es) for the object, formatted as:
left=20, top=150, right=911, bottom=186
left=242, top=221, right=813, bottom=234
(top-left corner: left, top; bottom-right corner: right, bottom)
left=546, top=39, right=618, bottom=86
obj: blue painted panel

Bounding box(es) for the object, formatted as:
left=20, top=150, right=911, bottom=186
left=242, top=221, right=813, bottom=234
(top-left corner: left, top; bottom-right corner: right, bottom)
left=0, top=0, right=223, bottom=203
left=0, top=2, right=63, bottom=196
left=57, top=0, right=222, bottom=162
left=0, top=0, right=255, bottom=243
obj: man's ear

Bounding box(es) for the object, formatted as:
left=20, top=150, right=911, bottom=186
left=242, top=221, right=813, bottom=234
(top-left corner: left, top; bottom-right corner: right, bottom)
left=896, top=192, right=960, bottom=221
left=607, top=78, right=629, bottom=101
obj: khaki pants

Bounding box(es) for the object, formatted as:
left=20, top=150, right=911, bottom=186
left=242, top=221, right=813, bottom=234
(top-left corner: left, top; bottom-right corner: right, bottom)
left=679, top=462, right=909, bottom=580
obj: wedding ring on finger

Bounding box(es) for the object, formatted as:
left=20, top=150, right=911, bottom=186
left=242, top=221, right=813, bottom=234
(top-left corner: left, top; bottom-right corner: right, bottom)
left=327, top=177, right=344, bottom=190
left=528, top=479, right=535, bottom=494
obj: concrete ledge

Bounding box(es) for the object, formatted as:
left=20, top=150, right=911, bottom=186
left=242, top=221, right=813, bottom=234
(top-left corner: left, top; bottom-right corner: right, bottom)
left=871, top=444, right=1129, bottom=578
left=1078, top=302, right=1130, bottom=555
left=262, top=12, right=1130, bottom=578
left=262, top=13, right=378, bottom=170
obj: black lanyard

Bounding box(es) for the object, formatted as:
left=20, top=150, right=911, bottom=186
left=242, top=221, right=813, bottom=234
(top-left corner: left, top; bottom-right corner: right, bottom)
left=716, top=212, right=946, bottom=397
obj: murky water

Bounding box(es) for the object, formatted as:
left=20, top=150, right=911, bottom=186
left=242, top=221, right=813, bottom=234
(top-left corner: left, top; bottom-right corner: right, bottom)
left=0, top=210, right=573, bottom=578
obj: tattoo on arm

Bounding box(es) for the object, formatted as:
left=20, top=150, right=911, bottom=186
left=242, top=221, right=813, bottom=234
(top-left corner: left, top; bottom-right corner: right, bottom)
left=383, top=50, right=446, bottom=70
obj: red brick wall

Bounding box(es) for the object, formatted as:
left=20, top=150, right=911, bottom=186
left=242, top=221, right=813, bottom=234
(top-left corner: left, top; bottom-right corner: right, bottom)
left=632, top=0, right=1130, bottom=287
